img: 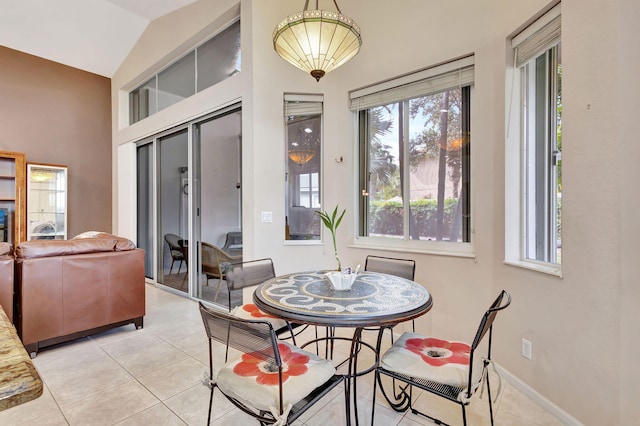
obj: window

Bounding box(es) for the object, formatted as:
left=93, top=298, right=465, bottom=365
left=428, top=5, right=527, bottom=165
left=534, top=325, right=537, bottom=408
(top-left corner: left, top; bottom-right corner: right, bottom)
left=350, top=56, right=473, bottom=253
left=506, top=4, right=562, bottom=272
left=129, top=19, right=241, bottom=124
left=284, top=94, right=323, bottom=241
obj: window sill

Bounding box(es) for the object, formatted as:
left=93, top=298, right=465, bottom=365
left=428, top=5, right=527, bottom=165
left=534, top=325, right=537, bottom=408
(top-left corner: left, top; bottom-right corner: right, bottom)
left=284, top=239, right=322, bottom=246
left=503, top=259, right=562, bottom=277
left=350, top=237, right=476, bottom=259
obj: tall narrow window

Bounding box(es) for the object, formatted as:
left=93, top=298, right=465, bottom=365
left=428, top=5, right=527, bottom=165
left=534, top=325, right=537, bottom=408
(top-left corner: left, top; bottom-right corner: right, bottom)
left=509, top=4, right=562, bottom=267
left=351, top=57, right=473, bottom=252
left=284, top=94, right=323, bottom=241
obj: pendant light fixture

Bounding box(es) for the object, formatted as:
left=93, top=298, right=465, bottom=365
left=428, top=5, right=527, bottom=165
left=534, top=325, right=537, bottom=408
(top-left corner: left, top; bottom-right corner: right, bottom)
left=273, top=0, right=362, bottom=82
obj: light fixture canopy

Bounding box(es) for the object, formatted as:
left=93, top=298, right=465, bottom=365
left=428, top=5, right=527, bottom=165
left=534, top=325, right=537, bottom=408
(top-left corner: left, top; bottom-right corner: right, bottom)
left=273, top=0, right=362, bottom=82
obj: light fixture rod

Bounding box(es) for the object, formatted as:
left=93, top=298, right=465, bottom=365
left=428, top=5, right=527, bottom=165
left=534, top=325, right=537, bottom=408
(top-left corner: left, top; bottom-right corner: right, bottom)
left=303, top=0, right=342, bottom=13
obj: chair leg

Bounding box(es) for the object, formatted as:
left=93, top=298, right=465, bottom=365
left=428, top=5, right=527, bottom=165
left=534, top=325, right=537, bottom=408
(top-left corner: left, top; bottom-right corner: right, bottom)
left=207, top=386, right=214, bottom=426
left=214, top=278, right=223, bottom=301
left=169, top=258, right=175, bottom=274
left=461, top=404, right=467, bottom=426
left=285, top=323, right=297, bottom=346
left=371, top=369, right=379, bottom=425
left=486, top=365, right=495, bottom=426
left=344, top=378, right=351, bottom=426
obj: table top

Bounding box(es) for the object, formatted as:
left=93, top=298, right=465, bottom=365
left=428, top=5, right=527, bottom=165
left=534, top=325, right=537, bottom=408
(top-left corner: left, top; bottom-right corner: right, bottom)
left=0, top=307, right=43, bottom=411
left=253, top=271, right=433, bottom=328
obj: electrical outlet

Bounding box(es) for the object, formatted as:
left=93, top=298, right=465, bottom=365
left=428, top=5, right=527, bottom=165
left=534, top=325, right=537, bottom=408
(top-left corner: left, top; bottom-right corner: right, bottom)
left=522, top=338, right=532, bottom=360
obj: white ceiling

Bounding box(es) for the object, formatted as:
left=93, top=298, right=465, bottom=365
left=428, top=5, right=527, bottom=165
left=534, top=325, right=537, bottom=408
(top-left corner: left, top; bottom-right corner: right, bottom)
left=0, top=0, right=198, bottom=77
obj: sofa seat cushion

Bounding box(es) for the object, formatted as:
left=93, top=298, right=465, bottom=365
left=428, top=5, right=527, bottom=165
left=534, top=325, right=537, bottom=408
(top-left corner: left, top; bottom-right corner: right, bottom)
left=16, top=238, right=117, bottom=259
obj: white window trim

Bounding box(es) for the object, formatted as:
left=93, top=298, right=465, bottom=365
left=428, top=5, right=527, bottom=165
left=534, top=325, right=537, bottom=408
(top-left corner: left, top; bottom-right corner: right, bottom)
left=505, top=3, right=562, bottom=277
left=351, top=56, right=475, bottom=258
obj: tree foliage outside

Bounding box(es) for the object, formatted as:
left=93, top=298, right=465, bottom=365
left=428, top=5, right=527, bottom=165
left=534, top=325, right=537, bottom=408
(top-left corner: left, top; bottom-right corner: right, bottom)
left=365, top=88, right=466, bottom=241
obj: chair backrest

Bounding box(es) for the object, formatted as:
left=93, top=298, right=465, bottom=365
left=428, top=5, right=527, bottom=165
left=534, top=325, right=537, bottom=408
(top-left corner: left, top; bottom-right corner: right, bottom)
left=470, top=289, right=511, bottom=351
left=222, top=231, right=243, bottom=250
left=225, top=258, right=275, bottom=291
left=201, top=242, right=216, bottom=268
left=364, top=255, right=416, bottom=280
left=464, top=289, right=511, bottom=396
left=199, top=301, right=280, bottom=366
left=164, top=233, right=182, bottom=251
left=213, top=244, right=241, bottom=264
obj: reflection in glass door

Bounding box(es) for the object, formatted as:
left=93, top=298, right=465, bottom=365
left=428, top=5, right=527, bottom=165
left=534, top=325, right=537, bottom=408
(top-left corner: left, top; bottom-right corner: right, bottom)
left=194, top=109, right=242, bottom=308
left=137, top=143, right=154, bottom=278
left=157, top=129, right=189, bottom=293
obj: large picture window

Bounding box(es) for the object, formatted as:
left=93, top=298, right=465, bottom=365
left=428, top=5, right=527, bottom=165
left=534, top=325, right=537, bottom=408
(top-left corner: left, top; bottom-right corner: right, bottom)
left=506, top=4, right=562, bottom=272
left=351, top=57, right=473, bottom=252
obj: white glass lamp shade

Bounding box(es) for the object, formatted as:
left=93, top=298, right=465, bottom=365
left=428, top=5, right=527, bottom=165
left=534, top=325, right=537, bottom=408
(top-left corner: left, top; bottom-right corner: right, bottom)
left=273, top=9, right=362, bottom=81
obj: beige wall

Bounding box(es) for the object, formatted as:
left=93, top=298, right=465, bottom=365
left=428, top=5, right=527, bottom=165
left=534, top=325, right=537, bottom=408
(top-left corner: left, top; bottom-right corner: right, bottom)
left=0, top=46, right=112, bottom=238
left=111, top=0, right=640, bottom=424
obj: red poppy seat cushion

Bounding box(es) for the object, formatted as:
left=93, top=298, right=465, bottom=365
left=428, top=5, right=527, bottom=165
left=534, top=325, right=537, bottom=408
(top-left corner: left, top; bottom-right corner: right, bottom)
left=381, top=332, right=479, bottom=388
left=216, top=341, right=336, bottom=412
left=231, top=303, right=288, bottom=331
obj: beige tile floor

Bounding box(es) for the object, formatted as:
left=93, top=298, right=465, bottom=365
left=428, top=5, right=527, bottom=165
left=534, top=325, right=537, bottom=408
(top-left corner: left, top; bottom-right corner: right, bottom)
left=0, top=284, right=565, bottom=425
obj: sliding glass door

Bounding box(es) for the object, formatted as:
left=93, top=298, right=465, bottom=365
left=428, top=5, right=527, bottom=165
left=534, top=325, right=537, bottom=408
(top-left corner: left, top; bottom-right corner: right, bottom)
left=193, top=109, right=242, bottom=305
left=136, top=104, right=242, bottom=306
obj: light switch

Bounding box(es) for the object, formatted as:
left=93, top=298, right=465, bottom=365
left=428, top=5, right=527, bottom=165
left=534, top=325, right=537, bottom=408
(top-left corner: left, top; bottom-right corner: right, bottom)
left=261, top=211, right=273, bottom=223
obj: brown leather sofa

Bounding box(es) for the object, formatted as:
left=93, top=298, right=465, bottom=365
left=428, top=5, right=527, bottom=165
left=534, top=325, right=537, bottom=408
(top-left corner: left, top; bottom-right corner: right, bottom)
left=14, top=233, right=145, bottom=356
left=0, top=242, right=13, bottom=323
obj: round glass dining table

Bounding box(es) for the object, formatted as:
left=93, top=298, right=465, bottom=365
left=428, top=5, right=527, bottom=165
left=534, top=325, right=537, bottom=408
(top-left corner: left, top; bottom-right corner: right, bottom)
left=253, top=271, right=433, bottom=425
left=253, top=270, right=432, bottom=327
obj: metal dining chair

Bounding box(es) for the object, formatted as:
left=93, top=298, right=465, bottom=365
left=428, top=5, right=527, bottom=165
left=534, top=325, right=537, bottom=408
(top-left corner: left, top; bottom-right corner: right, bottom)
left=224, top=258, right=307, bottom=345
left=372, top=290, right=512, bottom=426
left=199, top=301, right=346, bottom=426
left=364, top=255, right=417, bottom=340
left=364, top=255, right=416, bottom=283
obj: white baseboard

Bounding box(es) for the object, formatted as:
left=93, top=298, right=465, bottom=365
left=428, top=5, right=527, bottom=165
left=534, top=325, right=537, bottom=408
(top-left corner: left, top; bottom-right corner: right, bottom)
left=496, top=364, right=583, bottom=426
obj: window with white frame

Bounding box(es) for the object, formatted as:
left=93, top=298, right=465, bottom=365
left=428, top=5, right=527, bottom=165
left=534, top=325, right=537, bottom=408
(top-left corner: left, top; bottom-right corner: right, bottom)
left=284, top=94, right=323, bottom=241
left=350, top=56, right=473, bottom=253
left=506, top=4, right=562, bottom=271
left=129, top=19, right=241, bottom=124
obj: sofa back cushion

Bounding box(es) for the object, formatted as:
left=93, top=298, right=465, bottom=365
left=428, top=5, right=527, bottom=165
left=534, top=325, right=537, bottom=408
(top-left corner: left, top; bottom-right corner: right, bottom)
left=0, top=242, right=11, bottom=256
left=16, top=238, right=117, bottom=259
left=72, top=231, right=136, bottom=251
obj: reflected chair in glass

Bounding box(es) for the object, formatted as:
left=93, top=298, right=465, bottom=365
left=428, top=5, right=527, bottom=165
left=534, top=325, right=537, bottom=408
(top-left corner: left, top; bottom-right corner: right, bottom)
left=199, top=302, right=346, bottom=426
left=164, top=233, right=185, bottom=274
left=221, top=231, right=242, bottom=256
left=201, top=242, right=242, bottom=295
left=372, top=290, right=512, bottom=426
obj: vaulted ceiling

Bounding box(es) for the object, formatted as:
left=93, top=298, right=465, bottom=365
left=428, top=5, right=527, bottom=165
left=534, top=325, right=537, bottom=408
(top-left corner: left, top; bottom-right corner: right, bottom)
left=0, top=0, right=198, bottom=77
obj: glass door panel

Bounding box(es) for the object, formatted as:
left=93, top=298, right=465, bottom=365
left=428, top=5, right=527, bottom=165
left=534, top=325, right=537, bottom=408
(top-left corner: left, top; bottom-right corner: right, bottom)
left=194, top=109, right=242, bottom=307
left=157, top=129, right=189, bottom=293
left=137, top=143, right=154, bottom=278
